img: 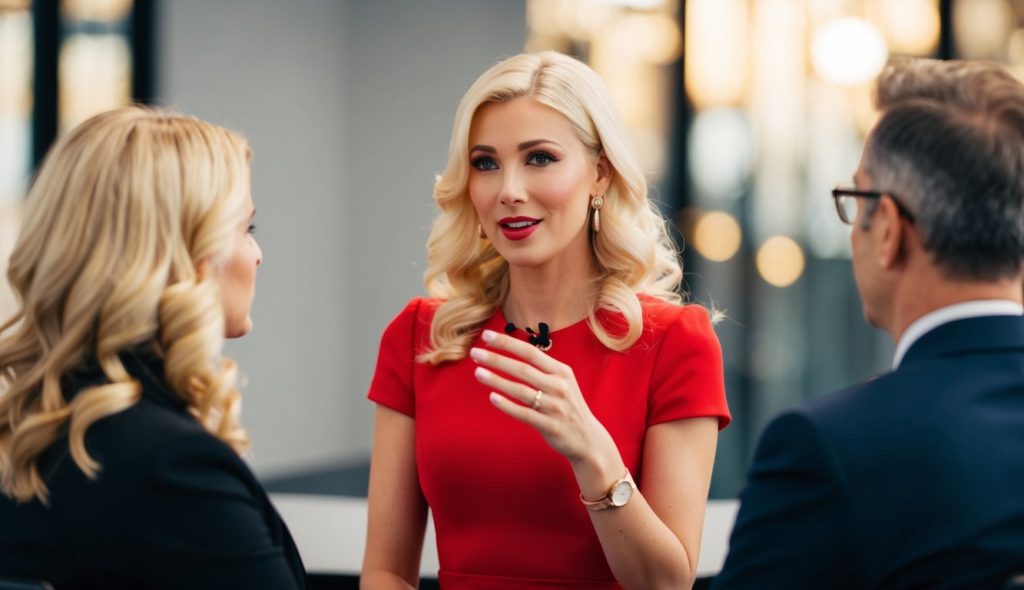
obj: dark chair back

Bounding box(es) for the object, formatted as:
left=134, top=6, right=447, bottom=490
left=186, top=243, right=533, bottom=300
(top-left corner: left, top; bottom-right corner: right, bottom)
left=0, top=579, right=53, bottom=590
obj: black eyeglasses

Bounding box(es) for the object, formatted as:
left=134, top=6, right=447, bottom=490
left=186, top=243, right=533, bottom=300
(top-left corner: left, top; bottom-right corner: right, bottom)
left=831, top=186, right=916, bottom=225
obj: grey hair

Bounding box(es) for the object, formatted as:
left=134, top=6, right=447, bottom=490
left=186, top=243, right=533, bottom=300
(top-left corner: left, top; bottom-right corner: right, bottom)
left=862, top=58, right=1024, bottom=280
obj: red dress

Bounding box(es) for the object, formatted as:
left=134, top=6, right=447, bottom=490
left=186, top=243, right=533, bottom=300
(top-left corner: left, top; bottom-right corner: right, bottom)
left=368, top=295, right=730, bottom=589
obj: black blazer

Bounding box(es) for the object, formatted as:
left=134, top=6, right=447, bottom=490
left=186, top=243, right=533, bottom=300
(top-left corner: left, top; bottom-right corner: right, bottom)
left=714, top=315, right=1024, bottom=590
left=0, top=352, right=308, bottom=589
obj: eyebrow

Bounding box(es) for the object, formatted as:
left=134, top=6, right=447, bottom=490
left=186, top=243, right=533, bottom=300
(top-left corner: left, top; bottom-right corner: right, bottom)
left=469, top=139, right=561, bottom=154
left=517, top=139, right=558, bottom=151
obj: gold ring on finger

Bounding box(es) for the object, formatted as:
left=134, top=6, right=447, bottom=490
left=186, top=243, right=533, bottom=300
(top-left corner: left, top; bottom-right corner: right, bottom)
left=531, top=390, right=544, bottom=411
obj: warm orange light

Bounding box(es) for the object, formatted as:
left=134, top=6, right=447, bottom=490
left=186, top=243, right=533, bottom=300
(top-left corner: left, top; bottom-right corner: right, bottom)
left=693, top=211, right=743, bottom=262
left=685, top=0, right=748, bottom=108
left=605, top=13, right=681, bottom=65
left=869, top=0, right=940, bottom=55
left=954, top=0, right=1013, bottom=59
left=756, top=236, right=805, bottom=287
left=62, top=0, right=133, bottom=22
left=59, top=35, right=132, bottom=132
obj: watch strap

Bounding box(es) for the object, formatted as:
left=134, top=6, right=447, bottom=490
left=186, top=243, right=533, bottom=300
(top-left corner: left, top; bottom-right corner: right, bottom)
left=579, top=470, right=633, bottom=512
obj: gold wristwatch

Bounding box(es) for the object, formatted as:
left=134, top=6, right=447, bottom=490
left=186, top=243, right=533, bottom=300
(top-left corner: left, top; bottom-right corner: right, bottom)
left=580, top=470, right=635, bottom=511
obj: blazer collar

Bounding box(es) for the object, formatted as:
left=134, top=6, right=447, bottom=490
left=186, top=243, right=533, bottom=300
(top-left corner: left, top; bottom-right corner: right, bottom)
left=119, top=349, right=189, bottom=411
left=899, top=314, right=1024, bottom=368
left=65, top=348, right=187, bottom=412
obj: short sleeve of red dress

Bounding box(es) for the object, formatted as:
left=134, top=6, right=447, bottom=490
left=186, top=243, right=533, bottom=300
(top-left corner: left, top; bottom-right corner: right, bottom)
left=367, top=298, right=429, bottom=418
left=648, top=304, right=731, bottom=429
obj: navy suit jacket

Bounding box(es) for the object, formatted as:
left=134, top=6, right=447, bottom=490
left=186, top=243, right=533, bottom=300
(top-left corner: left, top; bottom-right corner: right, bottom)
left=714, top=315, right=1024, bottom=589
left=0, top=351, right=308, bottom=589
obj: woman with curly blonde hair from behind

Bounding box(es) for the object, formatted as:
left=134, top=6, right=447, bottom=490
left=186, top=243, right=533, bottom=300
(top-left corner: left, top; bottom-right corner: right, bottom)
left=0, top=106, right=307, bottom=589
left=364, top=52, right=730, bottom=589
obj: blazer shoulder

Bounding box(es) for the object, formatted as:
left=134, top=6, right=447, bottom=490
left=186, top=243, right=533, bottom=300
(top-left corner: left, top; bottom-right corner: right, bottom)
left=38, top=389, right=240, bottom=539
left=799, top=372, right=891, bottom=422
left=93, top=394, right=211, bottom=457
left=44, top=384, right=227, bottom=500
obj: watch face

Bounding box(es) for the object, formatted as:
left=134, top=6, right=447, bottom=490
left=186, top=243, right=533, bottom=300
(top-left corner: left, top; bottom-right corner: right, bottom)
left=610, top=480, right=633, bottom=506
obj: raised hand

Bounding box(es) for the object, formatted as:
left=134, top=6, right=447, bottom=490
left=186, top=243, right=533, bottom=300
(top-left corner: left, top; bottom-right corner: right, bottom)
left=470, top=329, right=617, bottom=465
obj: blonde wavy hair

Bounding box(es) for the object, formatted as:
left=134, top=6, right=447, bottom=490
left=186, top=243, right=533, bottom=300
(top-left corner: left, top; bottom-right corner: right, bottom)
left=0, top=105, right=252, bottom=503
left=422, top=51, right=684, bottom=364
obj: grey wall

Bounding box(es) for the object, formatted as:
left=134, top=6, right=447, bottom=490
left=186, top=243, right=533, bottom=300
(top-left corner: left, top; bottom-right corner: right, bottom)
left=342, top=0, right=527, bottom=456
left=159, top=0, right=525, bottom=476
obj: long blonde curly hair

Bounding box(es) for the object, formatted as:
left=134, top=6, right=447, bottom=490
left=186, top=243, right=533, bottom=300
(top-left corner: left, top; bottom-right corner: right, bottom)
left=0, top=106, right=252, bottom=504
left=422, top=51, right=684, bottom=364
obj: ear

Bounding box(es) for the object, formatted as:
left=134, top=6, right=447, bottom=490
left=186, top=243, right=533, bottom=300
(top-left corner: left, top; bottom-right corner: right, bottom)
left=592, top=152, right=613, bottom=196
left=876, top=195, right=906, bottom=270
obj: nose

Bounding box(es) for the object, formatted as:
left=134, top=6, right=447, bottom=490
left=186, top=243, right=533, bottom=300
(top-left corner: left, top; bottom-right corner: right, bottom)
left=498, top=168, right=527, bottom=207
left=254, top=239, right=263, bottom=267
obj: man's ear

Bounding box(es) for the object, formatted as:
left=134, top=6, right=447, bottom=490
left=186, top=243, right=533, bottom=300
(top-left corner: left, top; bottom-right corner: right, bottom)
left=593, top=152, right=612, bottom=196
left=876, top=195, right=906, bottom=269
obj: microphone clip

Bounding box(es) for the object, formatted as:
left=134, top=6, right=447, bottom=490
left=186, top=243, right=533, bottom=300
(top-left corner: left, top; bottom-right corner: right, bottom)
left=502, top=321, right=553, bottom=352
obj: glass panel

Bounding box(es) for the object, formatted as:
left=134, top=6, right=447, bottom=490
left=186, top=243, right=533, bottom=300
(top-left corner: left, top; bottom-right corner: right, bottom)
left=0, top=5, right=32, bottom=206
left=0, top=1, right=31, bottom=10
left=954, top=0, right=1014, bottom=60
left=681, top=0, right=944, bottom=496
left=953, top=0, right=1024, bottom=78
left=526, top=0, right=680, bottom=186
left=59, top=0, right=133, bottom=132
left=0, top=3, right=31, bottom=322
left=59, top=33, right=131, bottom=131
left=62, top=0, right=131, bottom=22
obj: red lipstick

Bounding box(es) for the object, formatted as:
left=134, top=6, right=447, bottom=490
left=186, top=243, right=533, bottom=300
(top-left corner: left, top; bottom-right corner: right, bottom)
left=498, top=217, right=541, bottom=241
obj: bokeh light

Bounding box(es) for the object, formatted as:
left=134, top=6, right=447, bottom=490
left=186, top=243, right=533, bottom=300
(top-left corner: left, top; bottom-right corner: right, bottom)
left=685, top=0, right=748, bottom=108
left=868, top=0, right=940, bottom=55
left=954, top=0, right=1013, bottom=59
left=756, top=236, right=805, bottom=287
left=812, top=17, right=888, bottom=86
left=693, top=211, right=743, bottom=262
left=688, top=108, right=753, bottom=204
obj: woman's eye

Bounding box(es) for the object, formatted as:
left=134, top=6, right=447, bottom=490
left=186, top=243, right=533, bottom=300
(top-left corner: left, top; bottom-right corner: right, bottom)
left=471, top=156, right=499, bottom=171
left=247, top=224, right=257, bottom=234
left=526, top=152, right=557, bottom=166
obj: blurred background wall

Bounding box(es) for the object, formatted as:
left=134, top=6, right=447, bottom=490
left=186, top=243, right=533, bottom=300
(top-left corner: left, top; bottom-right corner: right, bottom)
left=161, top=0, right=353, bottom=476
left=159, top=0, right=527, bottom=475
left=1, top=0, right=1022, bottom=496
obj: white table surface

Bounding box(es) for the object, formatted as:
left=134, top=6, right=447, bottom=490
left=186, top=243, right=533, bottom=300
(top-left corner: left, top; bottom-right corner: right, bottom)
left=271, top=494, right=738, bottom=578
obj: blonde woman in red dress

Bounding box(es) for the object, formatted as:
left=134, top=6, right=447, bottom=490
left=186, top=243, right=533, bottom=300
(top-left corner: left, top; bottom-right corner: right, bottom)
left=362, top=51, right=730, bottom=590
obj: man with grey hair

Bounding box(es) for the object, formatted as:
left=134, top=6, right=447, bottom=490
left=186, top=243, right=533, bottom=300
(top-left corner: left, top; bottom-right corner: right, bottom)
left=713, top=59, right=1024, bottom=589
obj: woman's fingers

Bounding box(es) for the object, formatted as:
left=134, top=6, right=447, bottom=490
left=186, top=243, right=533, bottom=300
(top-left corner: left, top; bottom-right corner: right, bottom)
left=471, top=329, right=598, bottom=461
left=469, top=345, right=561, bottom=394
left=479, top=330, right=565, bottom=375
left=487, top=391, right=551, bottom=429
left=473, top=365, right=547, bottom=408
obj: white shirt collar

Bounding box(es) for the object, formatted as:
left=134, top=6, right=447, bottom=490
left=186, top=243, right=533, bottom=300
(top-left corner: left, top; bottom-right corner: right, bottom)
left=893, top=300, right=1024, bottom=369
